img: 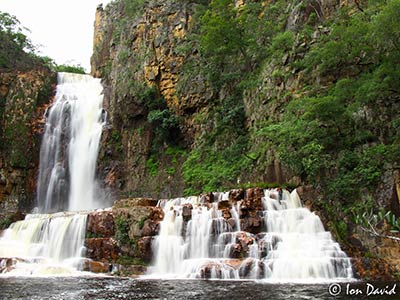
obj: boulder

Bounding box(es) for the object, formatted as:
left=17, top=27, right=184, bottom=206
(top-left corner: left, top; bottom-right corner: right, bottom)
left=245, top=188, right=264, bottom=210
left=87, top=210, right=115, bottom=237
left=222, top=208, right=232, bottom=220
left=182, top=203, right=193, bottom=221
left=199, top=192, right=214, bottom=204
left=218, top=200, right=231, bottom=210
left=236, top=232, right=256, bottom=254
left=229, top=189, right=245, bottom=202
left=83, top=260, right=111, bottom=273
left=137, top=236, right=153, bottom=262
left=140, top=219, right=159, bottom=236
left=85, top=238, right=120, bottom=262
left=240, top=216, right=264, bottom=234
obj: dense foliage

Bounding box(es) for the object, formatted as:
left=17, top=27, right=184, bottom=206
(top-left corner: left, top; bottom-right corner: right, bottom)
left=180, top=0, right=291, bottom=194
left=103, top=0, right=399, bottom=229
left=0, top=11, right=38, bottom=69
left=262, top=0, right=400, bottom=201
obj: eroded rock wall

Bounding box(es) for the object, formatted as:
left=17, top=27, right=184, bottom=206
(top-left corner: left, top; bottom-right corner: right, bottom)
left=0, top=68, right=56, bottom=222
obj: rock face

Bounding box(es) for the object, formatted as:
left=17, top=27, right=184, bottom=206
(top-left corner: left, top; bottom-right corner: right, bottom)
left=91, top=1, right=198, bottom=200
left=89, top=0, right=400, bottom=280
left=0, top=68, right=56, bottom=220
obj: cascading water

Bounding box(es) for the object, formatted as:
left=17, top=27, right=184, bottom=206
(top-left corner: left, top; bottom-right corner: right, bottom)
left=0, top=73, right=105, bottom=275
left=148, top=189, right=353, bottom=282
left=37, top=72, right=105, bottom=213
left=0, top=213, right=87, bottom=275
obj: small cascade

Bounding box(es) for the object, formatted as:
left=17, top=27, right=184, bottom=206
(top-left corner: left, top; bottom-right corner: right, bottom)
left=0, top=213, right=87, bottom=275
left=148, top=189, right=353, bottom=282
left=0, top=73, right=105, bottom=276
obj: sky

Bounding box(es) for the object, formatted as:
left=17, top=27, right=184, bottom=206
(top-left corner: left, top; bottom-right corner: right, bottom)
left=0, top=0, right=113, bottom=72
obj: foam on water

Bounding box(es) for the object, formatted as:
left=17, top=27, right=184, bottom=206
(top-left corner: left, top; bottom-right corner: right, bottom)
left=148, top=189, right=353, bottom=282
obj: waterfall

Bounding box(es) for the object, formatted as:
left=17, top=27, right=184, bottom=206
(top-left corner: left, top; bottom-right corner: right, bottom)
left=148, top=189, right=353, bottom=282
left=0, top=73, right=105, bottom=275
left=37, top=72, right=105, bottom=212
left=0, top=213, right=87, bottom=275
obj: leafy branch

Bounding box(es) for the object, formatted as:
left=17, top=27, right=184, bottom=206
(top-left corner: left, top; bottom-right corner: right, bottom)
left=354, top=209, right=400, bottom=242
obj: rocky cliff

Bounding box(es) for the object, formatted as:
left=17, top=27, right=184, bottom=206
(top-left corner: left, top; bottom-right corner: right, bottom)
left=0, top=68, right=56, bottom=223
left=91, top=0, right=400, bottom=279
left=0, top=48, right=56, bottom=224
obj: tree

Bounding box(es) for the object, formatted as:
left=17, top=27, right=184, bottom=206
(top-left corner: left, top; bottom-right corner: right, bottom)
left=0, top=11, right=35, bottom=52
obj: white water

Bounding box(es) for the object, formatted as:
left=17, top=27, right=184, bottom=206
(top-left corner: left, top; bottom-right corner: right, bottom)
left=0, top=73, right=105, bottom=276
left=0, top=213, right=87, bottom=275
left=148, top=189, right=353, bottom=282
left=37, top=72, right=105, bottom=212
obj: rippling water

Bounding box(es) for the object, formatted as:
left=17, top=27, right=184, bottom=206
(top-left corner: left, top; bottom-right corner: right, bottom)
left=0, top=277, right=398, bottom=300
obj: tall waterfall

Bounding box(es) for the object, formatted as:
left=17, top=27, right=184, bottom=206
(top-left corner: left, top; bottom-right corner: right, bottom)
left=37, top=72, right=105, bottom=212
left=0, top=73, right=105, bottom=275
left=149, top=189, right=353, bottom=282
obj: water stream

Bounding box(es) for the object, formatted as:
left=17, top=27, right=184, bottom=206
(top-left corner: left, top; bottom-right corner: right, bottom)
left=0, top=73, right=105, bottom=275
left=148, top=189, right=353, bottom=282
left=36, top=72, right=105, bottom=213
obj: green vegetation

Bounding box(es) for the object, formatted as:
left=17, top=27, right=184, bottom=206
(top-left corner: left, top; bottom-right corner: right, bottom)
left=116, top=255, right=147, bottom=266
left=55, top=63, right=86, bottom=74
left=260, top=0, right=400, bottom=205
left=177, top=0, right=292, bottom=194
left=103, top=0, right=399, bottom=239
left=86, top=231, right=103, bottom=239
left=138, top=217, right=147, bottom=230
left=115, top=217, right=133, bottom=246
left=146, top=156, right=159, bottom=176
left=0, top=11, right=38, bottom=69
left=0, top=11, right=35, bottom=53
left=0, top=216, right=13, bottom=230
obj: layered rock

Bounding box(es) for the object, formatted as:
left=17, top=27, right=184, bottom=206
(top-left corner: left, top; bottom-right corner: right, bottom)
left=0, top=68, right=56, bottom=221
left=89, top=0, right=400, bottom=280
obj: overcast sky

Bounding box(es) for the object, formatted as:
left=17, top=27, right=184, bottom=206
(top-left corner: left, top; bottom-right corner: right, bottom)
left=0, top=0, right=113, bottom=72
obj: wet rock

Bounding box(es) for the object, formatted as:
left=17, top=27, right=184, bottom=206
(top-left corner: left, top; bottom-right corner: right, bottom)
left=229, top=189, right=245, bottom=202
left=240, top=216, right=264, bottom=234
left=148, top=206, right=164, bottom=222
left=113, top=198, right=158, bottom=208
left=200, top=192, right=214, bottom=204
left=225, top=259, right=242, bottom=269
left=227, top=218, right=236, bottom=229
left=218, top=200, right=231, bottom=210
left=182, top=203, right=193, bottom=221
left=236, top=232, right=256, bottom=254
left=239, top=204, right=248, bottom=218
left=0, top=258, right=16, bottom=273
left=228, top=244, right=242, bottom=259
left=87, top=210, right=115, bottom=237
left=245, top=188, right=264, bottom=210
left=222, top=208, right=232, bottom=220
left=238, top=258, right=264, bottom=279
left=83, top=260, right=111, bottom=273
left=137, top=236, right=153, bottom=263
left=140, top=219, right=159, bottom=236
left=85, top=238, right=120, bottom=262
left=199, top=262, right=222, bottom=279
